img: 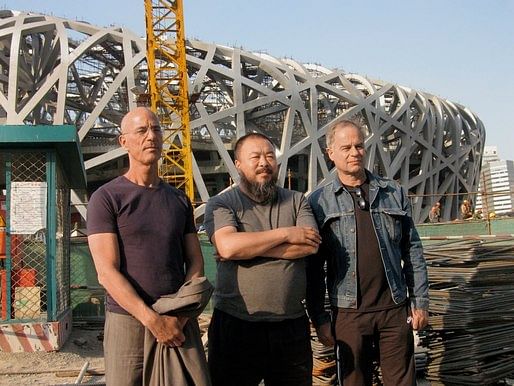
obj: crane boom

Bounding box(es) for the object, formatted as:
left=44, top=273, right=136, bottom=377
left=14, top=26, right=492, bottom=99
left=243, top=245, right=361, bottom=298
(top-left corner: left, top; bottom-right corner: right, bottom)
left=144, top=0, right=194, bottom=200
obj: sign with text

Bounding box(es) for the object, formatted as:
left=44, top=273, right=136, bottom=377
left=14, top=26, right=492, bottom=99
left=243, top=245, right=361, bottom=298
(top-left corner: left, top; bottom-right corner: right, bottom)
left=10, top=181, right=47, bottom=234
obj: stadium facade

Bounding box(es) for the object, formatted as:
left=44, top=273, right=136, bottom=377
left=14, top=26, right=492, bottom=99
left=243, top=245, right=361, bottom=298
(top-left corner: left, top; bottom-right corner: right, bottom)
left=0, top=10, right=485, bottom=223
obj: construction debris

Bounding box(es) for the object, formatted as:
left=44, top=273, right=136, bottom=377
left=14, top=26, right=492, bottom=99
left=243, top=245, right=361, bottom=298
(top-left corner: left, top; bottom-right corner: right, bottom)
left=421, top=238, right=514, bottom=385
left=311, top=326, right=336, bottom=386
left=74, top=361, right=90, bottom=384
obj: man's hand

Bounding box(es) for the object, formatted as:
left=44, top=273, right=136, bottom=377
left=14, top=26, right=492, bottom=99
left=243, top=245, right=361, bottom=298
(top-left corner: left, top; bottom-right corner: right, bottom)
left=146, top=313, right=186, bottom=347
left=411, top=308, right=429, bottom=331
left=316, top=322, right=335, bottom=347
left=284, top=226, right=321, bottom=247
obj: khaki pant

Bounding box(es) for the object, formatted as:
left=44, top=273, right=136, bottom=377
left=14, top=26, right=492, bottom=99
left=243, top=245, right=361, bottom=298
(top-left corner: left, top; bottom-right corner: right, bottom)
left=104, top=310, right=145, bottom=386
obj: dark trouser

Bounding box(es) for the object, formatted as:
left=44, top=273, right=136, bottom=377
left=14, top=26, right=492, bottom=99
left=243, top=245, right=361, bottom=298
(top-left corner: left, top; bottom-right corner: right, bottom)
left=104, top=310, right=145, bottom=386
left=208, top=309, right=313, bottom=386
left=333, top=305, right=415, bottom=386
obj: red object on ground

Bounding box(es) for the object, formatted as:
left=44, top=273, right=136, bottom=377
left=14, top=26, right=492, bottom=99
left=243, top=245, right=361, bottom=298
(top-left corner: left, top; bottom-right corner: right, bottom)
left=1, top=269, right=7, bottom=320
left=0, top=228, right=5, bottom=257
left=1, top=268, right=37, bottom=320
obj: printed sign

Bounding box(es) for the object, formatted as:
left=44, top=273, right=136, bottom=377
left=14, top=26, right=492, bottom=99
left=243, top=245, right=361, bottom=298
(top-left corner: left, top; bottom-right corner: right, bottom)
left=10, top=181, right=47, bottom=234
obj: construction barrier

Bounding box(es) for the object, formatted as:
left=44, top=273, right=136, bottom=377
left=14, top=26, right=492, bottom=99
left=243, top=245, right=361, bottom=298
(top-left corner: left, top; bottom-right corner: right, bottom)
left=0, top=309, right=72, bottom=352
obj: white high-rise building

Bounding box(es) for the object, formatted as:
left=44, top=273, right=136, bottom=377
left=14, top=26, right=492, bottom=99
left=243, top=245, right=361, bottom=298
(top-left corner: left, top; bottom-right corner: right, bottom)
left=482, top=146, right=500, bottom=164
left=476, top=146, right=514, bottom=216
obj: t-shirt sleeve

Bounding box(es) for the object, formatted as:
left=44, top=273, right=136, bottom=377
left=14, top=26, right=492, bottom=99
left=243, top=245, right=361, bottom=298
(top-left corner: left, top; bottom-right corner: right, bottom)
left=296, top=193, right=319, bottom=231
left=204, top=195, right=238, bottom=240
left=183, top=196, right=197, bottom=235
left=87, top=188, right=117, bottom=235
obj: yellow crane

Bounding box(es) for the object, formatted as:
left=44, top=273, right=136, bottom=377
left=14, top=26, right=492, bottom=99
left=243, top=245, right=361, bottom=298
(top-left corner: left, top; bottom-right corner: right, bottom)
left=144, top=0, right=194, bottom=200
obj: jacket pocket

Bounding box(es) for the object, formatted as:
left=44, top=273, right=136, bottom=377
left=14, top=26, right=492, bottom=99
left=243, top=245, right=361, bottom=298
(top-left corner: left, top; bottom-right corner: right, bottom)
left=321, top=213, right=347, bottom=251
left=381, top=208, right=407, bottom=244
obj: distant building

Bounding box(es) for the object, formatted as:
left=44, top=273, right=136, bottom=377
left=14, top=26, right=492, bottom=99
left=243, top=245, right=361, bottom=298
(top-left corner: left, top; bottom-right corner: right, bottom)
left=476, top=147, right=514, bottom=216
left=482, top=146, right=500, bottom=164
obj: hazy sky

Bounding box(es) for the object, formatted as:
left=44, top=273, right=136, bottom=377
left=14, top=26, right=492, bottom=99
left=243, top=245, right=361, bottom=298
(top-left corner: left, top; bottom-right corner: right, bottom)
left=5, top=0, right=514, bottom=160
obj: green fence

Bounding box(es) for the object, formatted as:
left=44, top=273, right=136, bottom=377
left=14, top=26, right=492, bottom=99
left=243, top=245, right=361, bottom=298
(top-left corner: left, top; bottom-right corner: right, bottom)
left=417, top=217, right=514, bottom=238
left=70, top=238, right=103, bottom=320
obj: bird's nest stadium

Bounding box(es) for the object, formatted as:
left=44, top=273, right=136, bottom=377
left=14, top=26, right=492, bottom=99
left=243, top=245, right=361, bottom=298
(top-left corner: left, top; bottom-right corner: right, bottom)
left=0, top=10, right=485, bottom=223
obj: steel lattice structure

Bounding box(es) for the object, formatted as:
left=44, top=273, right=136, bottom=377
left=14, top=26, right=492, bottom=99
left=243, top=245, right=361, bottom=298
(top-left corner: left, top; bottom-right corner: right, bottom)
left=145, top=0, right=194, bottom=198
left=0, top=11, right=485, bottom=223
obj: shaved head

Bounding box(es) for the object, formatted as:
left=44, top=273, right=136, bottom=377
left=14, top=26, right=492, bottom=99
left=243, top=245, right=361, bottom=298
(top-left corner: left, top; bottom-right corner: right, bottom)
left=120, top=107, right=159, bottom=134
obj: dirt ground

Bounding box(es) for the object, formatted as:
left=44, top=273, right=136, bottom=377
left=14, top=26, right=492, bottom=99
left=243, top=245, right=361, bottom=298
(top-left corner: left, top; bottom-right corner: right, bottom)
left=0, top=324, right=105, bottom=386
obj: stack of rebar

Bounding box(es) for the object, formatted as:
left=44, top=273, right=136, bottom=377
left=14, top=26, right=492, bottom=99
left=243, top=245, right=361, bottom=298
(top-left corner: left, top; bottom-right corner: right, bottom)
left=311, top=327, right=337, bottom=386
left=421, top=238, right=514, bottom=385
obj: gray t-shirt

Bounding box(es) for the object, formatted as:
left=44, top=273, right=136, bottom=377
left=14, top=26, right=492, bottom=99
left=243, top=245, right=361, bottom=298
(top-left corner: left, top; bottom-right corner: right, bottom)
left=204, top=186, right=318, bottom=321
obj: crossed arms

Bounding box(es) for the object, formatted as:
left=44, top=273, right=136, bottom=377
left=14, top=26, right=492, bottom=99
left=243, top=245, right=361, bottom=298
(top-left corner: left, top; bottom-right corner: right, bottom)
left=211, top=225, right=321, bottom=261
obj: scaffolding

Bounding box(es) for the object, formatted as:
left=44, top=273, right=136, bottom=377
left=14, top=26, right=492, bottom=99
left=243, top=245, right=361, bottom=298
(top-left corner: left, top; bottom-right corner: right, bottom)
left=144, top=0, right=194, bottom=200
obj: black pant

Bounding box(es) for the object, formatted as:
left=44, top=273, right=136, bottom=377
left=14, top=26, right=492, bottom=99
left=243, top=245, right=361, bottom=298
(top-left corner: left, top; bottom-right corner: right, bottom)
left=208, top=309, right=313, bottom=386
left=333, top=305, right=415, bottom=386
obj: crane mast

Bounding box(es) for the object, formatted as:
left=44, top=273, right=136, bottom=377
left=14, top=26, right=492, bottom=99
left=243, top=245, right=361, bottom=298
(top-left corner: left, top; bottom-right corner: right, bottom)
left=144, top=0, right=194, bottom=200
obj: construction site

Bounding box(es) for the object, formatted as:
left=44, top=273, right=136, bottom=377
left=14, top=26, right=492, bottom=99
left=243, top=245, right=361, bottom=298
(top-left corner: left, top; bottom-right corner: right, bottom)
left=0, top=1, right=514, bottom=385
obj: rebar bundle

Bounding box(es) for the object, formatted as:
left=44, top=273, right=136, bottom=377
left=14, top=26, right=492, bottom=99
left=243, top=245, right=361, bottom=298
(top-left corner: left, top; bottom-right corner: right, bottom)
left=421, top=238, right=514, bottom=385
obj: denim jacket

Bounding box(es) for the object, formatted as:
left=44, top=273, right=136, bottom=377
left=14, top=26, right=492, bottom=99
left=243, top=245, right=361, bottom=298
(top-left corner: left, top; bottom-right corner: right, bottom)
left=306, top=171, right=429, bottom=327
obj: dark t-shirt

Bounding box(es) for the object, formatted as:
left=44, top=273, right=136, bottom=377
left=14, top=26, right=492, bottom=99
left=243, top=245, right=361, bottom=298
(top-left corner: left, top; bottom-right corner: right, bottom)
left=87, top=176, right=196, bottom=314
left=203, top=186, right=318, bottom=322
left=346, top=181, right=398, bottom=312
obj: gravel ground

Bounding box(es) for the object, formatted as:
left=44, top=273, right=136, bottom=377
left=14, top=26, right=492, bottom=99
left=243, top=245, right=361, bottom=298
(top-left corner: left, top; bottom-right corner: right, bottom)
left=0, top=325, right=105, bottom=385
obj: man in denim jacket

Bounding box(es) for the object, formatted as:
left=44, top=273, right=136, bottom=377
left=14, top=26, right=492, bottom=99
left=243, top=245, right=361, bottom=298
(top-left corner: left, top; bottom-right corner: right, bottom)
left=306, top=120, right=429, bottom=386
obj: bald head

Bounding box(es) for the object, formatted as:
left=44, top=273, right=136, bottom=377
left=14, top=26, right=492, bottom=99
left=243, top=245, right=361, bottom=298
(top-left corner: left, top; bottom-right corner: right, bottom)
left=120, top=107, right=159, bottom=134
left=118, top=107, right=163, bottom=169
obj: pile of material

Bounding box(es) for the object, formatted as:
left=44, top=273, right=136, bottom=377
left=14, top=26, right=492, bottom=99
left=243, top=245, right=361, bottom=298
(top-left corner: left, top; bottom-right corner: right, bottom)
left=421, top=238, right=514, bottom=385
left=311, top=326, right=336, bottom=386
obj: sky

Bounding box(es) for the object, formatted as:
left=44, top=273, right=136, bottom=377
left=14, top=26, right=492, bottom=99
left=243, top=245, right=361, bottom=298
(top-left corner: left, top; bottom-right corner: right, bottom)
left=4, top=0, right=514, bottom=160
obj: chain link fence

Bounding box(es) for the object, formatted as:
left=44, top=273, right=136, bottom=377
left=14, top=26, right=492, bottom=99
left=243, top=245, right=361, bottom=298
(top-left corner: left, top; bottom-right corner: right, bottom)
left=0, top=150, right=70, bottom=322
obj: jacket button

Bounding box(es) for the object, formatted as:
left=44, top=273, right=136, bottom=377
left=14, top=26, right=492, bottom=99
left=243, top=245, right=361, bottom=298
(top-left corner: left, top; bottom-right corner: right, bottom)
left=352, top=271, right=355, bottom=277
left=350, top=228, right=355, bottom=233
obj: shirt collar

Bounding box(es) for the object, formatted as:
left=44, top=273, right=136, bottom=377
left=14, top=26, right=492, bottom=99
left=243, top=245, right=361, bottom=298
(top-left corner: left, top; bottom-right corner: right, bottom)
left=332, top=170, right=367, bottom=194
left=332, top=169, right=388, bottom=194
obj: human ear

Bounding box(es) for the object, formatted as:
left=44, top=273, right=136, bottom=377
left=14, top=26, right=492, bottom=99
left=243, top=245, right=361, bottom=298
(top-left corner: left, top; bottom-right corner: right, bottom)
left=326, top=147, right=335, bottom=162
left=119, top=134, right=128, bottom=149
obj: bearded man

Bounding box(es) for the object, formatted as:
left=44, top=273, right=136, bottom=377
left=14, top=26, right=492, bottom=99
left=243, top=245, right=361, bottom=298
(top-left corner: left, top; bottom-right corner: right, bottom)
left=203, top=133, right=322, bottom=386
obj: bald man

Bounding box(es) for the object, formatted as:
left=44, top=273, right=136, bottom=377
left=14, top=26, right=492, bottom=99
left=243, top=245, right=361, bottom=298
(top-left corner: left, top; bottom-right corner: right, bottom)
left=87, top=108, right=206, bottom=385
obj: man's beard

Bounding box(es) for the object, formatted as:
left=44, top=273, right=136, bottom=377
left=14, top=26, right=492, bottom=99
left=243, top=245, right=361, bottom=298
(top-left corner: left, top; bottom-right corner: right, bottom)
left=239, top=169, right=277, bottom=203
